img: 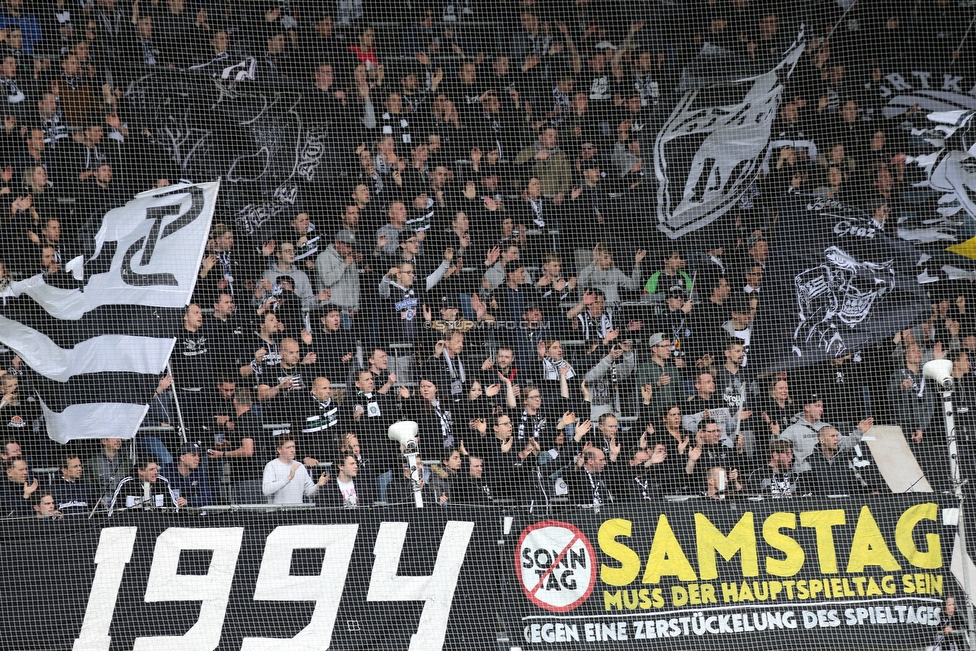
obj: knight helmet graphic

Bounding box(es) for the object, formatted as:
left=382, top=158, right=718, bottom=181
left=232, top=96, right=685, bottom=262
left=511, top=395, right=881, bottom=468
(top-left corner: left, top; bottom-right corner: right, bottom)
left=793, top=246, right=894, bottom=358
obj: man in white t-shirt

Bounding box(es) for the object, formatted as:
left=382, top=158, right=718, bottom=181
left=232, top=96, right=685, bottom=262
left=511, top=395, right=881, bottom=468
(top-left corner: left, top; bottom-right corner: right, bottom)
left=262, top=437, right=328, bottom=504
left=318, top=452, right=372, bottom=508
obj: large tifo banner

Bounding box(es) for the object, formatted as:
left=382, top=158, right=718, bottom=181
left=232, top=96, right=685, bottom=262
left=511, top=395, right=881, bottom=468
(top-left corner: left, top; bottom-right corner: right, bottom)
left=508, top=497, right=956, bottom=650
left=0, top=507, right=498, bottom=651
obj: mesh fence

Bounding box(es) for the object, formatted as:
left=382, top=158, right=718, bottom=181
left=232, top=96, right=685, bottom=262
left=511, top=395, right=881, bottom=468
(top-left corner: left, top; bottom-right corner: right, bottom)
left=0, top=0, right=976, bottom=649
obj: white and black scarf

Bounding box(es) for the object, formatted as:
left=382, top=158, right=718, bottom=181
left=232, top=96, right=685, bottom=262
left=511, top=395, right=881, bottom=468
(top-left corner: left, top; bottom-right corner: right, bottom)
left=577, top=310, right=613, bottom=342
left=527, top=195, right=545, bottom=227
left=585, top=469, right=614, bottom=506
left=541, top=357, right=575, bottom=381
left=518, top=409, right=546, bottom=441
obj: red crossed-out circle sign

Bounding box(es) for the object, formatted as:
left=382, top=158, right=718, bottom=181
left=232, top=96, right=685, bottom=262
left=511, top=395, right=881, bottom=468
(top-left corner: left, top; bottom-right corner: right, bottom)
left=516, top=520, right=597, bottom=612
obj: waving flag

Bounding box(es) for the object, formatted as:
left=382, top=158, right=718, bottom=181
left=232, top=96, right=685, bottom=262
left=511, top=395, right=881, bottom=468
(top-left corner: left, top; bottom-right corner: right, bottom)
left=653, top=29, right=805, bottom=238
left=751, top=192, right=929, bottom=374
left=0, top=183, right=218, bottom=443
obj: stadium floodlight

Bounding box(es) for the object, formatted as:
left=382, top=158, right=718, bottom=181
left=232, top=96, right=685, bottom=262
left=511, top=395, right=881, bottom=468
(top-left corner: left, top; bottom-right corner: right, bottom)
left=388, top=421, right=423, bottom=508
left=923, top=359, right=976, bottom=649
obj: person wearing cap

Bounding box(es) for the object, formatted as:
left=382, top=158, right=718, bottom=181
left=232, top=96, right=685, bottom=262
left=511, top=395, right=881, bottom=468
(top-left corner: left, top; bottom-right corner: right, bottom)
left=162, top=443, right=212, bottom=508
left=776, top=393, right=873, bottom=474
left=746, top=439, right=803, bottom=497
left=642, top=249, right=692, bottom=296
left=636, top=332, right=686, bottom=416
left=720, top=294, right=754, bottom=366
left=315, top=230, right=361, bottom=321
left=652, top=284, right=697, bottom=368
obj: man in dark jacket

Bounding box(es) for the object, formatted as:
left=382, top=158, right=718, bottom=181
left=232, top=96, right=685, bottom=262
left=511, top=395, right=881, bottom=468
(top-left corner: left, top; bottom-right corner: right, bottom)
left=807, top=427, right=861, bottom=496
left=51, top=455, right=94, bottom=515
left=316, top=452, right=374, bottom=508
left=108, top=456, right=181, bottom=516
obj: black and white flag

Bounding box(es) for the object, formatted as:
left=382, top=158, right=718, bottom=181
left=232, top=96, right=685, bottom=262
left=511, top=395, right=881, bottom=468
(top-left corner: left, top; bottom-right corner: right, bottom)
left=654, top=29, right=805, bottom=239
left=0, top=182, right=218, bottom=443
left=750, top=192, right=929, bottom=374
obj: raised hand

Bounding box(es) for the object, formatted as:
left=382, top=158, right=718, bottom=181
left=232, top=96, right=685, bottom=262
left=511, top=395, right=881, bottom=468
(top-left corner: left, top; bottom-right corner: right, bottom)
left=640, top=382, right=653, bottom=404
left=485, top=246, right=501, bottom=266
left=23, top=477, right=39, bottom=498
left=650, top=447, right=667, bottom=465
left=558, top=411, right=576, bottom=428
left=574, top=419, right=593, bottom=442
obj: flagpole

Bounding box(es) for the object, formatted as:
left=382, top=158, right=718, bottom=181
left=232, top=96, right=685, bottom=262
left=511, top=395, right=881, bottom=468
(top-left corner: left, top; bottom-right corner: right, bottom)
left=950, top=13, right=976, bottom=67
left=823, top=0, right=859, bottom=46
left=166, top=363, right=188, bottom=444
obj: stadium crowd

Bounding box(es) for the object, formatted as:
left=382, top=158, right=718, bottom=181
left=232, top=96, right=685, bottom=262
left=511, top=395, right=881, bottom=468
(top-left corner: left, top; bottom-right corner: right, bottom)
left=2, top=0, right=976, bottom=516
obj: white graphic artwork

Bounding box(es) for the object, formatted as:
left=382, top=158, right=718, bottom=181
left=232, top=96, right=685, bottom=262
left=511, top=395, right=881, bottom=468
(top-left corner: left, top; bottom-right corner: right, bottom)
left=793, top=246, right=894, bottom=358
